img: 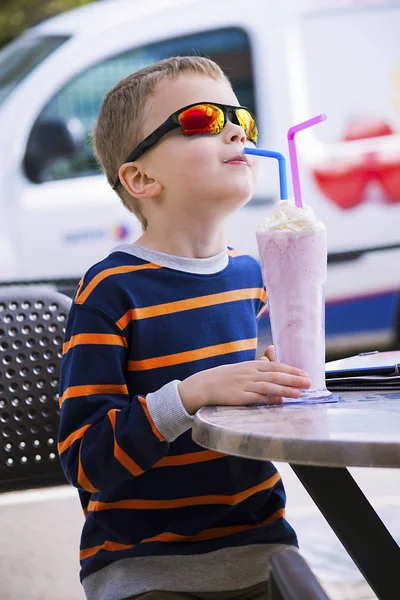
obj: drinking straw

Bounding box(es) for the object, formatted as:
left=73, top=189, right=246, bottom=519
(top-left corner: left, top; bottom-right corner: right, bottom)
left=244, top=148, right=288, bottom=199
left=287, top=114, right=327, bottom=208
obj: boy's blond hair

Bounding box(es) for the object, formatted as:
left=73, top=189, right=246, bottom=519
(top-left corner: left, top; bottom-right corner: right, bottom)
left=93, top=56, right=232, bottom=230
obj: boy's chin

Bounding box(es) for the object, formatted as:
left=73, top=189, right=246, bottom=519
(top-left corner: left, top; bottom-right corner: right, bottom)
left=215, top=195, right=253, bottom=218
left=200, top=183, right=255, bottom=213
left=221, top=180, right=254, bottom=201
left=227, top=189, right=255, bottom=209
left=239, top=192, right=255, bottom=207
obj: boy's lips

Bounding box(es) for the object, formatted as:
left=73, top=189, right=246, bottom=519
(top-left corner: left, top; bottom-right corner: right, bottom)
left=224, top=154, right=249, bottom=166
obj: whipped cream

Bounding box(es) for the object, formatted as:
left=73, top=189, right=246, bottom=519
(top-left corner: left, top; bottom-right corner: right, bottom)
left=258, top=198, right=326, bottom=234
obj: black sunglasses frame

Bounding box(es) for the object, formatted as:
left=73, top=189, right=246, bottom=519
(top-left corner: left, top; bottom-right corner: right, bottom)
left=112, top=102, right=258, bottom=190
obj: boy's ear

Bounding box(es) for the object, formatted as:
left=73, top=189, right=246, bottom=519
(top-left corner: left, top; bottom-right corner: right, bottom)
left=118, top=163, right=162, bottom=199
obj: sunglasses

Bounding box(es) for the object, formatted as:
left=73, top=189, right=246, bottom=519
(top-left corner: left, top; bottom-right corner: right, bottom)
left=112, top=102, right=258, bottom=190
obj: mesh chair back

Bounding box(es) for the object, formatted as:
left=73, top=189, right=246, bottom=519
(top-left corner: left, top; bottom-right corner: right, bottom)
left=0, top=288, right=72, bottom=493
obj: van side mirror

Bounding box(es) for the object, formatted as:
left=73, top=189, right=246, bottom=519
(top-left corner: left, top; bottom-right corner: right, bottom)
left=23, top=118, right=84, bottom=183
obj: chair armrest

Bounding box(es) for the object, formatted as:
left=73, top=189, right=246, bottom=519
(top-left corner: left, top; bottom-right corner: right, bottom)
left=270, top=549, right=330, bottom=600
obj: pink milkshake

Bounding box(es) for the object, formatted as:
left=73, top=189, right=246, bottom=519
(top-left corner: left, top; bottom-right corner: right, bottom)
left=257, top=198, right=332, bottom=400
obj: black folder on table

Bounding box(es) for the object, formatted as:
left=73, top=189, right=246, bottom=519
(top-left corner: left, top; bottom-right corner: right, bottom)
left=325, top=351, right=400, bottom=391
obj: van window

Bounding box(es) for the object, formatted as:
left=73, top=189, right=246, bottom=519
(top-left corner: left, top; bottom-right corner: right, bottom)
left=29, top=27, right=255, bottom=183
left=0, top=35, right=68, bottom=107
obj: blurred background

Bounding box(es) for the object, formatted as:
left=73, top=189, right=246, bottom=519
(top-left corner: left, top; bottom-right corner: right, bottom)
left=0, top=1, right=399, bottom=599
left=0, top=1, right=93, bottom=49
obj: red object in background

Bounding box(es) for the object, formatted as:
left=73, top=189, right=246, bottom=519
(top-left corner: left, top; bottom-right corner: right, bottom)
left=312, top=118, right=400, bottom=208
left=313, top=165, right=369, bottom=209
left=376, top=163, right=400, bottom=204
left=343, top=118, right=394, bottom=141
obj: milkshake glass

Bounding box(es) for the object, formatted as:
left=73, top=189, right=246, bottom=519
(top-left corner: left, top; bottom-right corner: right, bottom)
left=257, top=198, right=332, bottom=401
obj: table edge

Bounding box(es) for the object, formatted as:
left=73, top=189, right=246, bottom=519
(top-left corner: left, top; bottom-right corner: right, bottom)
left=192, top=413, right=400, bottom=468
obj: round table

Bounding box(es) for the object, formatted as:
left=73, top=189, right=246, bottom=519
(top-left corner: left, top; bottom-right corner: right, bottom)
left=192, top=390, right=400, bottom=600
left=192, top=390, right=400, bottom=468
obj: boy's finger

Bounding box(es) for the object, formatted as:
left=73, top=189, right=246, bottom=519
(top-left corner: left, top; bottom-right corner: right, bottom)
left=243, top=392, right=283, bottom=405
left=264, top=345, right=276, bottom=361
left=259, top=395, right=283, bottom=405
left=256, top=360, right=308, bottom=377
left=267, top=384, right=303, bottom=399
left=255, top=374, right=311, bottom=391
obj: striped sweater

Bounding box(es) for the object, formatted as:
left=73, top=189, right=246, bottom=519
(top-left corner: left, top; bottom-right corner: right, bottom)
left=58, top=244, right=297, bottom=600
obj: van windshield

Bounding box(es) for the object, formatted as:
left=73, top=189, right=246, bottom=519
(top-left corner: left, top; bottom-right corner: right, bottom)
left=0, top=35, right=69, bottom=107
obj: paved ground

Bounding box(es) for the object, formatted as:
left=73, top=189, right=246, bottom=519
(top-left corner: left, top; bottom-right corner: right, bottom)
left=1, top=465, right=399, bottom=600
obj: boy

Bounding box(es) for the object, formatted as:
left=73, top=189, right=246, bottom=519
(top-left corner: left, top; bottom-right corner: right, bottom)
left=58, top=56, right=311, bottom=600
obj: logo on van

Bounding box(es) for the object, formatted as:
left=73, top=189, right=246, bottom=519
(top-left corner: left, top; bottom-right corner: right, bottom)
left=113, top=225, right=129, bottom=240
left=63, top=225, right=130, bottom=243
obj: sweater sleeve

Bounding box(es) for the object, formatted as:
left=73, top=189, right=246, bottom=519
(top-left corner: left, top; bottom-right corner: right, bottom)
left=57, top=304, right=193, bottom=492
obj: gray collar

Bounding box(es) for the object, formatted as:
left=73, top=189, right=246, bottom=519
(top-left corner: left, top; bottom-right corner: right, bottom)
left=112, top=244, right=229, bottom=275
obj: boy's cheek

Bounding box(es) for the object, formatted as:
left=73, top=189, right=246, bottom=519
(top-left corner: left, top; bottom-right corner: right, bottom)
left=177, top=151, right=217, bottom=180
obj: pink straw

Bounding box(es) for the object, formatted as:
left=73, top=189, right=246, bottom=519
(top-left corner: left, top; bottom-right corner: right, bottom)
left=287, top=114, right=327, bottom=208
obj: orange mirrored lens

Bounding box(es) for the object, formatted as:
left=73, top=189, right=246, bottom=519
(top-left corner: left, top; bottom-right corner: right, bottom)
left=236, top=108, right=258, bottom=144
left=179, top=104, right=224, bottom=135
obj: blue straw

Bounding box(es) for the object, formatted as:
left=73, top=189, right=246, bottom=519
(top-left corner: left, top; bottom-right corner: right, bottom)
left=244, top=148, right=288, bottom=200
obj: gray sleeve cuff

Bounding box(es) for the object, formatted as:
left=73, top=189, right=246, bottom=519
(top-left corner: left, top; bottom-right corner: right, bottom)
left=145, top=380, right=194, bottom=442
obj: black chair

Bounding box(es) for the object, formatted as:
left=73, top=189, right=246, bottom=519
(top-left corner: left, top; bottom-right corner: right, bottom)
left=0, top=287, right=72, bottom=493
left=270, top=549, right=330, bottom=600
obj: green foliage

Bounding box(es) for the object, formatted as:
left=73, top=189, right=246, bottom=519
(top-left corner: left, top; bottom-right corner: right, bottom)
left=0, top=0, right=94, bottom=49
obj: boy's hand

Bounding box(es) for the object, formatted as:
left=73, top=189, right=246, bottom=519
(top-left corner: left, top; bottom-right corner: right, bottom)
left=259, top=344, right=276, bottom=362
left=178, top=360, right=311, bottom=415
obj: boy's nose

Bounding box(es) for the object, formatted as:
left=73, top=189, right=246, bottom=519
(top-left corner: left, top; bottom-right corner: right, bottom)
left=224, top=120, right=246, bottom=145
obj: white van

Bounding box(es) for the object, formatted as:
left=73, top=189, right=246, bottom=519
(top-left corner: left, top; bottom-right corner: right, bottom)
left=0, top=0, right=399, bottom=350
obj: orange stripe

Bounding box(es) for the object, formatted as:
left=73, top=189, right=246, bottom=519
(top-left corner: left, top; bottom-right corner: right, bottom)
left=137, top=396, right=166, bottom=442
left=75, top=264, right=161, bottom=305
left=57, top=423, right=98, bottom=492
left=257, top=289, right=268, bottom=319
left=108, top=409, right=143, bottom=476
left=149, top=507, right=285, bottom=543
left=257, top=305, right=267, bottom=319
left=81, top=541, right=134, bottom=560
left=116, top=288, right=265, bottom=328
left=154, top=450, right=225, bottom=467
left=58, top=423, right=92, bottom=454
left=88, top=472, right=280, bottom=512
left=228, top=249, right=246, bottom=257
left=75, top=277, right=84, bottom=301
left=80, top=507, right=285, bottom=561
left=63, top=333, right=128, bottom=355
left=78, top=446, right=99, bottom=492
left=59, top=384, right=128, bottom=407
left=128, top=338, right=257, bottom=372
